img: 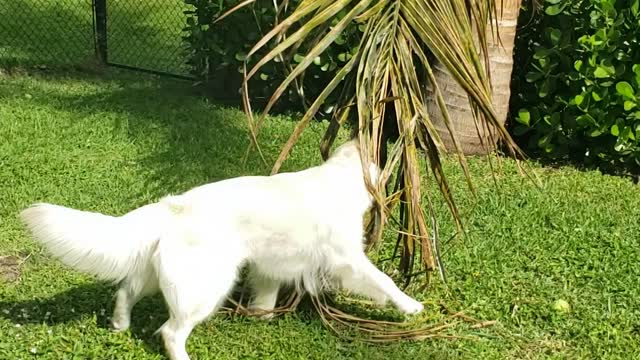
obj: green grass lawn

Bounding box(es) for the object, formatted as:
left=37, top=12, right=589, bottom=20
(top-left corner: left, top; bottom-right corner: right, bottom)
left=1, top=70, right=639, bottom=359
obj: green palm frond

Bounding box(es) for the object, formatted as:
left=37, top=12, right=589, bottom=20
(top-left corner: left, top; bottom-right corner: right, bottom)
left=242, top=0, right=523, bottom=285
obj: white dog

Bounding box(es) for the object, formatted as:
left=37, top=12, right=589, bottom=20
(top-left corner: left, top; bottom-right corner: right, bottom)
left=20, top=140, right=423, bottom=360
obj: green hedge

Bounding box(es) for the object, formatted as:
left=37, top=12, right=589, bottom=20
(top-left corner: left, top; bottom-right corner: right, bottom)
left=182, top=0, right=360, bottom=112
left=510, top=0, right=640, bottom=174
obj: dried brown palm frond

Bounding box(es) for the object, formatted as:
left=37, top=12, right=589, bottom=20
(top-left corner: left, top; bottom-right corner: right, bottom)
left=238, top=0, right=525, bottom=288
left=220, top=289, right=496, bottom=342
left=310, top=294, right=497, bottom=342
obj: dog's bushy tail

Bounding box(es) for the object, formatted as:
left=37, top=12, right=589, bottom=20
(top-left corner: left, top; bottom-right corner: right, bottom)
left=20, top=202, right=167, bottom=282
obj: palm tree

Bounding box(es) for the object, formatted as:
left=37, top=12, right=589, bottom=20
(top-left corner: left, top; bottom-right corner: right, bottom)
left=241, top=0, right=524, bottom=285
left=427, top=0, right=523, bottom=155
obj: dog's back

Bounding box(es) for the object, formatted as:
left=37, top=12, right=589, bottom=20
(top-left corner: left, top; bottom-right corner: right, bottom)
left=159, top=143, right=372, bottom=294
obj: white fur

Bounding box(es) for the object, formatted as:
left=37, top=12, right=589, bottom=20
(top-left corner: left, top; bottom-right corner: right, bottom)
left=20, top=140, right=423, bottom=360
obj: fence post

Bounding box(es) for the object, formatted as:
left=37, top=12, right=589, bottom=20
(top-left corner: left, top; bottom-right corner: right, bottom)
left=94, top=0, right=108, bottom=64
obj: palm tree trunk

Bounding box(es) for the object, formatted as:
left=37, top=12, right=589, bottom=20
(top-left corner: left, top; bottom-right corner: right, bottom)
left=425, top=0, right=522, bottom=155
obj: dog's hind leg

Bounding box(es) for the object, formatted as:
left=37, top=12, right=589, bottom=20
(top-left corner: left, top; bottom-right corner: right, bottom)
left=155, top=245, right=242, bottom=360
left=247, top=266, right=280, bottom=319
left=111, top=265, right=159, bottom=332
left=336, top=253, right=423, bottom=315
left=158, top=268, right=238, bottom=360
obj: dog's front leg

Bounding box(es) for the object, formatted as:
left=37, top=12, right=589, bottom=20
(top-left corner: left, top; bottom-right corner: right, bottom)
left=337, top=254, right=423, bottom=315
left=247, top=268, right=280, bottom=319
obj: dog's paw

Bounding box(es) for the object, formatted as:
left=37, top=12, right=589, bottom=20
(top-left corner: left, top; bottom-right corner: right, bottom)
left=397, top=298, right=424, bottom=315
left=110, top=319, right=130, bottom=332
left=247, top=306, right=276, bottom=321
left=257, top=312, right=275, bottom=321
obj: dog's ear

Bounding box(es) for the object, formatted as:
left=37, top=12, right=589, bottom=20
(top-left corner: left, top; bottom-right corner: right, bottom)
left=330, top=139, right=360, bottom=160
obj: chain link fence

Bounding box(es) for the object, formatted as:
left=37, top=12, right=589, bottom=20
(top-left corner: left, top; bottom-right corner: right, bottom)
left=0, top=0, right=95, bottom=68
left=0, top=0, right=192, bottom=78
left=105, top=0, right=192, bottom=77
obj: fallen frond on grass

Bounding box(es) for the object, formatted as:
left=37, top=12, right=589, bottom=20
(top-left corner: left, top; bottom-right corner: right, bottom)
left=221, top=289, right=496, bottom=343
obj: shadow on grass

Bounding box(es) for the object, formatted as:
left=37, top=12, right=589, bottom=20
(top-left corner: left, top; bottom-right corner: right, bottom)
left=0, top=283, right=116, bottom=329
left=0, top=282, right=169, bottom=355
left=3, top=69, right=274, bottom=204
left=0, top=280, right=326, bottom=357
left=498, top=136, right=640, bottom=184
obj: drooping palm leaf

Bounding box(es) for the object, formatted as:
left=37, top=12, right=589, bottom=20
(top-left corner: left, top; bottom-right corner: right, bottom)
left=241, top=0, right=523, bottom=286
